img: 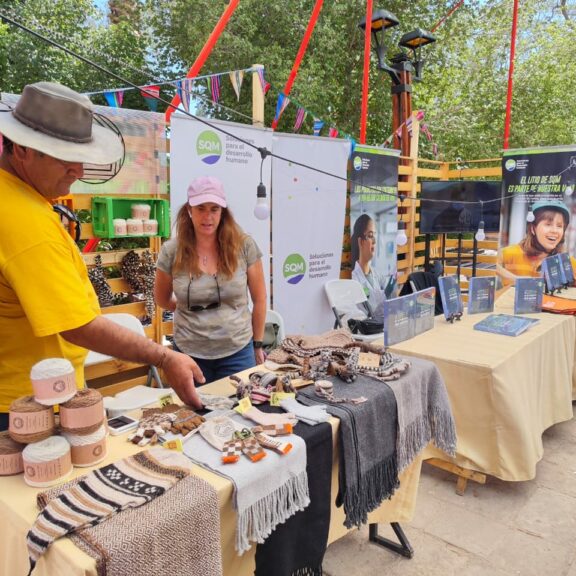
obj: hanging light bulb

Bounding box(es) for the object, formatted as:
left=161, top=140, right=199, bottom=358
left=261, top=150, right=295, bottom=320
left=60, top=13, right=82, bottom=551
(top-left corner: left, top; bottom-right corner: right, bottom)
left=475, top=220, right=486, bottom=242
left=526, top=210, right=535, bottom=223
left=565, top=185, right=574, bottom=197
left=254, top=182, right=270, bottom=220
left=396, top=220, right=408, bottom=246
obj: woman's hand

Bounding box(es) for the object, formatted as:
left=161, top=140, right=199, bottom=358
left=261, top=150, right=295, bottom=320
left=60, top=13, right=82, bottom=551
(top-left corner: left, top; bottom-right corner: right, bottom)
left=255, top=347, right=266, bottom=366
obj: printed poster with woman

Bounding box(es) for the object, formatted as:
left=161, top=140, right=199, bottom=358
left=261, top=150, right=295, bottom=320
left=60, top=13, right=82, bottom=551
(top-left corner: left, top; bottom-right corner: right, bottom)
left=349, top=145, right=399, bottom=319
left=499, top=146, right=576, bottom=286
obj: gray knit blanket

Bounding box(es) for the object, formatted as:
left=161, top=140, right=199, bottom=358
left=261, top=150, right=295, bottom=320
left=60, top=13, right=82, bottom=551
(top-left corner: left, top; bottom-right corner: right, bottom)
left=183, top=413, right=310, bottom=554
left=384, top=355, right=457, bottom=471
left=39, top=459, right=222, bottom=576
left=298, top=374, right=399, bottom=529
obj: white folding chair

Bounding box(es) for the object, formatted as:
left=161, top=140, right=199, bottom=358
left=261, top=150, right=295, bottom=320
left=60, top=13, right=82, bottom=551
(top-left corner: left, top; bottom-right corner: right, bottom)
left=324, top=279, right=383, bottom=342
left=84, top=313, right=164, bottom=388
left=264, top=309, right=286, bottom=350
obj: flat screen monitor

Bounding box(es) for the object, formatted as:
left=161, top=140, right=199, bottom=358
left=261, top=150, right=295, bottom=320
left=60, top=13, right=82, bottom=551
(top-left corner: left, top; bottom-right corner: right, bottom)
left=419, top=180, right=502, bottom=234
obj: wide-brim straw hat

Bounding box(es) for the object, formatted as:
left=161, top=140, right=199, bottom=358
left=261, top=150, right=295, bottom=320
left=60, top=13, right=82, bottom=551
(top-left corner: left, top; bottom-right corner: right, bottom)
left=0, top=82, right=123, bottom=165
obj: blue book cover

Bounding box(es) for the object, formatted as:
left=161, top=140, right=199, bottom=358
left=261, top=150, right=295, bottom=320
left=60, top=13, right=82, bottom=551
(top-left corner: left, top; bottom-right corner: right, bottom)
left=413, top=287, right=436, bottom=336
left=438, top=275, right=464, bottom=321
left=473, top=314, right=539, bottom=337
left=541, top=255, right=563, bottom=292
left=514, top=277, right=544, bottom=314
left=558, top=253, right=574, bottom=286
left=383, top=293, right=416, bottom=346
left=467, top=276, right=496, bottom=315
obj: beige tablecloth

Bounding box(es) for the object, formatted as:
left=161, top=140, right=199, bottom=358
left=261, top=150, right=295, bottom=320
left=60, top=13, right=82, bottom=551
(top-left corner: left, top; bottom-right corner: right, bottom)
left=0, top=377, right=422, bottom=576
left=389, top=288, right=575, bottom=481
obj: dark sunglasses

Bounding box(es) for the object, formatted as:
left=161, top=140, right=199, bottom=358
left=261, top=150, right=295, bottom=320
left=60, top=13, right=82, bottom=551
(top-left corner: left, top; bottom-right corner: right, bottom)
left=187, top=275, right=221, bottom=312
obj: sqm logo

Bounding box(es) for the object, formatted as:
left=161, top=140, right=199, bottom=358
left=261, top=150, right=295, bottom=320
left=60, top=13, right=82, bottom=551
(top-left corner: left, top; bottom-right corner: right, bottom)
left=197, top=131, right=222, bottom=165
left=283, top=254, right=306, bottom=285
left=353, top=156, right=363, bottom=171
left=505, top=159, right=516, bottom=172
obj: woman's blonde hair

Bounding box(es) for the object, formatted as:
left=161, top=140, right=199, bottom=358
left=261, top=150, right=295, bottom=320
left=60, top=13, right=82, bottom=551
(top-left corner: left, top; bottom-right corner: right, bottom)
left=172, top=203, right=246, bottom=279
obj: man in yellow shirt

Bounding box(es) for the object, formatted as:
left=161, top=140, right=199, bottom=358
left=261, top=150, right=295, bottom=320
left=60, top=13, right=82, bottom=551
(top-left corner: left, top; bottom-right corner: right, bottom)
left=0, top=82, right=204, bottom=431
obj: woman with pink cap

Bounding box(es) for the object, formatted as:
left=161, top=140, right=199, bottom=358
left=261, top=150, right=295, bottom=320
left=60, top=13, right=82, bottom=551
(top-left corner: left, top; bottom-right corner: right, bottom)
left=154, top=176, right=267, bottom=383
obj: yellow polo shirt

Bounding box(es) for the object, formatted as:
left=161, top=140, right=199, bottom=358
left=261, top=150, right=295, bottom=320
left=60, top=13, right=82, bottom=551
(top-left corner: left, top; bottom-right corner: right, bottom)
left=0, top=169, right=99, bottom=412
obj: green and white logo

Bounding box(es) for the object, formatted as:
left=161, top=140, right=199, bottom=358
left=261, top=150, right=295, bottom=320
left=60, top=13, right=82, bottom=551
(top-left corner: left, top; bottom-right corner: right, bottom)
left=353, top=156, right=362, bottom=171
left=283, top=253, right=306, bottom=284
left=505, top=159, right=516, bottom=172
left=197, top=131, right=222, bottom=165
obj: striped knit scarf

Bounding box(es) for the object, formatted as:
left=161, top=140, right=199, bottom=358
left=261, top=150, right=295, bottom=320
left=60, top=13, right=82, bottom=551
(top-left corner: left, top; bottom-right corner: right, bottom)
left=27, top=447, right=191, bottom=575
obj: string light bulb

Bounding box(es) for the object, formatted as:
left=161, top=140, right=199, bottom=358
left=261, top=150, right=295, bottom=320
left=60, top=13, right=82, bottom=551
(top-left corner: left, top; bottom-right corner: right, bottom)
left=526, top=210, right=535, bottom=223
left=396, top=194, right=408, bottom=246
left=565, top=185, right=574, bottom=197
left=475, top=221, right=485, bottom=242
left=254, top=182, right=270, bottom=220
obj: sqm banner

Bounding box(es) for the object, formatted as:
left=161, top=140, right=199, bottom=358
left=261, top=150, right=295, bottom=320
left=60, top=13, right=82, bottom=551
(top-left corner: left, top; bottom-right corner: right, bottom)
left=349, top=145, right=399, bottom=317
left=272, top=133, right=350, bottom=334
left=499, top=146, right=576, bottom=285
left=170, top=115, right=272, bottom=295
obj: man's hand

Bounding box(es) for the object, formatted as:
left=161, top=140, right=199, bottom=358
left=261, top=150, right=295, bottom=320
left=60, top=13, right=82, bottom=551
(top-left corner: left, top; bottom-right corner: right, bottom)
left=162, top=350, right=205, bottom=409
left=255, top=347, right=266, bottom=366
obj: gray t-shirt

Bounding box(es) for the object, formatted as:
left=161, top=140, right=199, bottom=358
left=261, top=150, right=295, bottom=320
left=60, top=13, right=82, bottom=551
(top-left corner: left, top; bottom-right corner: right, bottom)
left=156, top=236, right=262, bottom=359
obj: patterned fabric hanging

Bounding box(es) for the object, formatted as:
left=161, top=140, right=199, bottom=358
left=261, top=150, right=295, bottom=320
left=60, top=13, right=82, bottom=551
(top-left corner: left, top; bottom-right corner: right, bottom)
left=229, top=70, right=244, bottom=101
left=313, top=118, right=324, bottom=136
left=209, top=75, right=221, bottom=104
left=293, top=107, right=306, bottom=132
left=141, top=85, right=160, bottom=112
left=103, top=90, right=124, bottom=108
left=257, top=68, right=271, bottom=95
left=177, top=80, right=191, bottom=113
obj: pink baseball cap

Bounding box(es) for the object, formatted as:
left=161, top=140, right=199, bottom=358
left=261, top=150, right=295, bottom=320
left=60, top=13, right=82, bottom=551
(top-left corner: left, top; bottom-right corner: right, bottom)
left=187, top=176, right=227, bottom=208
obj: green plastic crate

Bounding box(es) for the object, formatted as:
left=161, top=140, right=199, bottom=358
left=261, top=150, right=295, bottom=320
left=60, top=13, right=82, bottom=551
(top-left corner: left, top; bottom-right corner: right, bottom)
left=91, top=197, right=171, bottom=238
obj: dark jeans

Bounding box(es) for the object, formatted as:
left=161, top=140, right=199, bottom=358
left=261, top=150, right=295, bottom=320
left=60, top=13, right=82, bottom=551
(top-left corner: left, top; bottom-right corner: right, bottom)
left=173, top=340, right=256, bottom=384
left=0, top=412, right=9, bottom=432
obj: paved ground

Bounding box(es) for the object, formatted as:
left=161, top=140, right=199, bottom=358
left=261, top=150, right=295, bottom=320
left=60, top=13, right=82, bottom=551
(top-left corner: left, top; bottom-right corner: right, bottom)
left=323, top=403, right=576, bottom=576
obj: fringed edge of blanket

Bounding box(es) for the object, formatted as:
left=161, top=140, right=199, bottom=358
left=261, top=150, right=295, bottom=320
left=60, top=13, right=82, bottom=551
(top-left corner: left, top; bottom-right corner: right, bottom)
left=292, top=566, right=323, bottom=576
left=343, top=454, right=399, bottom=529
left=396, top=408, right=457, bottom=472
left=235, top=470, right=310, bottom=555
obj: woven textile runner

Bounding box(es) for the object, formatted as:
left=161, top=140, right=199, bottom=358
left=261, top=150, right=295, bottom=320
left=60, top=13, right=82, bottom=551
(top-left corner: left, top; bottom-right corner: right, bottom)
left=298, top=375, right=399, bottom=529
left=184, top=413, right=310, bottom=555
left=33, top=448, right=222, bottom=576
left=256, top=415, right=333, bottom=576
left=384, top=356, right=457, bottom=471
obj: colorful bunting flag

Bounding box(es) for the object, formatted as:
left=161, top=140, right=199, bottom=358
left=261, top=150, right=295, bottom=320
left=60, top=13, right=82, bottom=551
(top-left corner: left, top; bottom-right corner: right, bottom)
left=103, top=90, right=124, bottom=108
left=313, top=118, right=324, bottom=136
left=432, top=143, right=439, bottom=158
left=229, top=70, right=244, bottom=101
left=141, top=85, right=160, bottom=112
left=209, top=75, right=221, bottom=104
left=177, top=80, right=191, bottom=113
left=257, top=68, right=271, bottom=95
left=345, top=135, right=356, bottom=157
left=421, top=123, right=433, bottom=141
left=293, top=107, right=306, bottom=132
left=273, top=93, right=290, bottom=124
left=328, top=127, right=339, bottom=138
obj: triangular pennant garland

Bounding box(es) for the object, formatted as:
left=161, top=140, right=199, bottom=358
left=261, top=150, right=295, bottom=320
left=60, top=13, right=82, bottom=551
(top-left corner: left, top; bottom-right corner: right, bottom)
left=313, top=118, right=324, bottom=136
left=103, top=90, right=124, bottom=108
left=177, top=80, right=191, bottom=113
left=293, top=107, right=306, bottom=132
left=257, top=68, right=271, bottom=95
left=209, top=75, right=221, bottom=104
left=141, top=85, right=160, bottom=112
left=229, top=70, right=244, bottom=101
left=328, top=127, right=339, bottom=138
left=273, top=93, right=290, bottom=124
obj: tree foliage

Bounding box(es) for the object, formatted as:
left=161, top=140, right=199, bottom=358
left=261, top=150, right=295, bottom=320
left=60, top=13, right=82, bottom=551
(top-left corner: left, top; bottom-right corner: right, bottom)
left=0, top=0, right=574, bottom=161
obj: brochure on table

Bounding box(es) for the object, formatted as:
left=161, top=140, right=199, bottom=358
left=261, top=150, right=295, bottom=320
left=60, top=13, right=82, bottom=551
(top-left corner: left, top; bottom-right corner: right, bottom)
left=514, top=277, right=544, bottom=314
left=383, top=293, right=415, bottom=346
left=558, top=253, right=575, bottom=286
left=473, top=314, right=540, bottom=337
left=413, top=287, right=436, bottom=335
left=438, top=276, right=464, bottom=321
left=467, top=276, right=496, bottom=314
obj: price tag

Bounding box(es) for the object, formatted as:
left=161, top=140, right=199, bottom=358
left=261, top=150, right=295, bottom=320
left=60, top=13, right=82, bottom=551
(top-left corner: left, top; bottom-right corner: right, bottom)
left=270, top=392, right=296, bottom=407
left=162, top=438, right=183, bottom=452
left=234, top=397, right=253, bottom=414
left=159, top=393, right=175, bottom=407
